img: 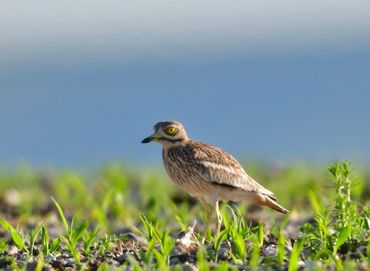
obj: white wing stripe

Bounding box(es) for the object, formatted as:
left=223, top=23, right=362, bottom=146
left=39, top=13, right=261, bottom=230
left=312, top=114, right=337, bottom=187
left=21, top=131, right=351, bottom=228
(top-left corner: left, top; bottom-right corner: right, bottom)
left=199, top=161, right=238, bottom=175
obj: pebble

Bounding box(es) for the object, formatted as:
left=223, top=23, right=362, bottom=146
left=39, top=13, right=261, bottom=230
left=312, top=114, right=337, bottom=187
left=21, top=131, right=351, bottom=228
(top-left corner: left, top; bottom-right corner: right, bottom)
left=170, top=253, right=196, bottom=265
left=3, top=189, right=21, bottom=207
left=263, top=244, right=277, bottom=257
left=182, top=263, right=198, bottom=271
left=8, top=245, right=19, bottom=255
left=123, top=232, right=147, bottom=246
left=115, top=253, right=129, bottom=264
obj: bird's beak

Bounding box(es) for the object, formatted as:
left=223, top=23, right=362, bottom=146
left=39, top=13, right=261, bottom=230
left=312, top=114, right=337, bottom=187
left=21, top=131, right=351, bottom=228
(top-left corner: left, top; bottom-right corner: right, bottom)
left=141, top=133, right=163, bottom=143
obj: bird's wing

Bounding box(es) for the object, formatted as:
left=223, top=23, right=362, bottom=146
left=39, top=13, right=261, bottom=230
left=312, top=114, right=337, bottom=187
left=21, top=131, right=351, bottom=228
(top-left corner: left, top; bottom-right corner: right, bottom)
left=187, top=142, right=275, bottom=197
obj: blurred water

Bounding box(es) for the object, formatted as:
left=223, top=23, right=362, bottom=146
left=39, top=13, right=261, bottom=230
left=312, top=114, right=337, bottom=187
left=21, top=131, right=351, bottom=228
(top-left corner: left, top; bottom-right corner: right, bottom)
left=1, top=51, right=370, bottom=168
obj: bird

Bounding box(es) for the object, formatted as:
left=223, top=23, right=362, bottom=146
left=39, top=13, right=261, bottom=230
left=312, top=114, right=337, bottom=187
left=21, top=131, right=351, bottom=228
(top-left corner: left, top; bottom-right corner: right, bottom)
left=141, top=120, right=289, bottom=237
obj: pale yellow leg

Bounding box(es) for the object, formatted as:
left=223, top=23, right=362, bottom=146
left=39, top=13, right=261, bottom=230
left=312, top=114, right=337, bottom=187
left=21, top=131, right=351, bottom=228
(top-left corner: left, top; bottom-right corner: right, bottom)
left=215, top=201, right=222, bottom=237
left=201, top=201, right=212, bottom=243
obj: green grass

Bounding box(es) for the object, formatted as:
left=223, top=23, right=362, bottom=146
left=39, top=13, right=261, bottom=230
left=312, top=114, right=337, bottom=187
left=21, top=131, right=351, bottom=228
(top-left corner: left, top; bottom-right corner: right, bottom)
left=0, top=161, right=368, bottom=270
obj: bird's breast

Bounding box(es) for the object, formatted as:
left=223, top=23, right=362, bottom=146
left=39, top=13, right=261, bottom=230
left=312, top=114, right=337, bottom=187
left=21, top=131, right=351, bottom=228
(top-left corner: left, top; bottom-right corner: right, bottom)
left=162, top=147, right=210, bottom=196
left=162, top=147, right=190, bottom=185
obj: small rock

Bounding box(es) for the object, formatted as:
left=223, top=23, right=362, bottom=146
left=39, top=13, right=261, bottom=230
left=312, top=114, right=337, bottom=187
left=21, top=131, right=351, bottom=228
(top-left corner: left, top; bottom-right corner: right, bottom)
left=64, top=259, right=75, bottom=268
left=176, top=223, right=196, bottom=247
left=263, top=244, right=277, bottom=257
left=358, top=262, right=369, bottom=271
left=174, top=223, right=197, bottom=255
left=88, top=259, right=100, bottom=270
left=115, top=253, right=129, bottom=264
left=217, top=240, right=231, bottom=261
left=122, top=232, right=147, bottom=246
left=50, top=259, right=64, bottom=269
left=3, top=189, right=21, bottom=207
left=170, top=256, right=181, bottom=265
left=298, top=260, right=305, bottom=268
left=182, top=263, right=198, bottom=271
left=8, top=245, right=19, bottom=255
left=26, top=261, right=50, bottom=271
left=170, top=253, right=196, bottom=265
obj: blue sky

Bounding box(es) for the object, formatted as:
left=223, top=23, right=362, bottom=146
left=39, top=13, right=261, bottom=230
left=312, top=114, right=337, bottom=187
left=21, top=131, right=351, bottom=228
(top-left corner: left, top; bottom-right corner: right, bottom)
left=1, top=1, right=370, bottom=168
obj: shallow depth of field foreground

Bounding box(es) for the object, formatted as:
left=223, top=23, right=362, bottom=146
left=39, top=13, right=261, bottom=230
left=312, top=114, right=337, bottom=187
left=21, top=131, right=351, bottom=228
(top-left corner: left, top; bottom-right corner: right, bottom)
left=0, top=161, right=369, bottom=270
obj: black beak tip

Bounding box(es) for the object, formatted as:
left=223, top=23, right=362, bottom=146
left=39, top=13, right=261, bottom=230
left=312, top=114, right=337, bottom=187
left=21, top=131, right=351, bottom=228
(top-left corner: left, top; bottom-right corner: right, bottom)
left=141, top=137, right=151, bottom=144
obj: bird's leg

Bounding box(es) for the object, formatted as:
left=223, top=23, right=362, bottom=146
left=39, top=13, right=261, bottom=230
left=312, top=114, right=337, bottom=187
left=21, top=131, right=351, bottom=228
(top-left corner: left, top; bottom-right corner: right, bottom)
left=215, top=201, right=222, bottom=238
left=201, top=201, right=212, bottom=243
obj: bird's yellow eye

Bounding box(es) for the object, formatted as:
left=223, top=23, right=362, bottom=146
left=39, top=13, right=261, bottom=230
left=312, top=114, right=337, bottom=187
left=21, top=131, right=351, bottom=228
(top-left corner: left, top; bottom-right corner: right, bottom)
left=165, top=127, right=177, bottom=135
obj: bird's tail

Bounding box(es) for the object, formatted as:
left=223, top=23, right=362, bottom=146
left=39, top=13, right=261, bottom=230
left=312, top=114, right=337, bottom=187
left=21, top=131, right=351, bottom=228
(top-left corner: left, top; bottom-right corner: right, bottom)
left=252, top=193, right=290, bottom=214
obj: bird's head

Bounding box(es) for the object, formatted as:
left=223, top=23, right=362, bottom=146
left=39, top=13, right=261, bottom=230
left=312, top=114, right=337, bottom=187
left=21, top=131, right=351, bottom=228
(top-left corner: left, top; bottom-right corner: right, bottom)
left=141, top=120, right=189, bottom=147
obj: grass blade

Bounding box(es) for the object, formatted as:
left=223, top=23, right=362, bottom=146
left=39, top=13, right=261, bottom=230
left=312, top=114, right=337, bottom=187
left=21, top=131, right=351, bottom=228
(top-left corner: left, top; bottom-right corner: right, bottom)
left=333, top=225, right=351, bottom=253
left=51, top=197, right=69, bottom=234
left=72, top=220, right=89, bottom=243
left=288, top=239, right=304, bottom=271
left=41, top=225, right=50, bottom=255
left=10, top=230, right=26, bottom=250
left=0, top=217, right=26, bottom=250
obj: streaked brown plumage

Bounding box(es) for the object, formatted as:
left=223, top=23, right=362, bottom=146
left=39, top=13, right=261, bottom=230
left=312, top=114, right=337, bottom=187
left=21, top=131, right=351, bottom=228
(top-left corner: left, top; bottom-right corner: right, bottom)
left=142, top=120, right=289, bottom=236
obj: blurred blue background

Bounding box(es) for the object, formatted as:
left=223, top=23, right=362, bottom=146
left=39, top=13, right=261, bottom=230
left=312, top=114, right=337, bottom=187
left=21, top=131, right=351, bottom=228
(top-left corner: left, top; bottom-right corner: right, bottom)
left=1, top=1, right=370, bottom=168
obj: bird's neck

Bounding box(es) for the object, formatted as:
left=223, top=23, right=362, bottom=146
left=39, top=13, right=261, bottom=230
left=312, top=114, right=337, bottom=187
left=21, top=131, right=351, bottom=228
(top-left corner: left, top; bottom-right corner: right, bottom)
left=161, top=139, right=189, bottom=152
